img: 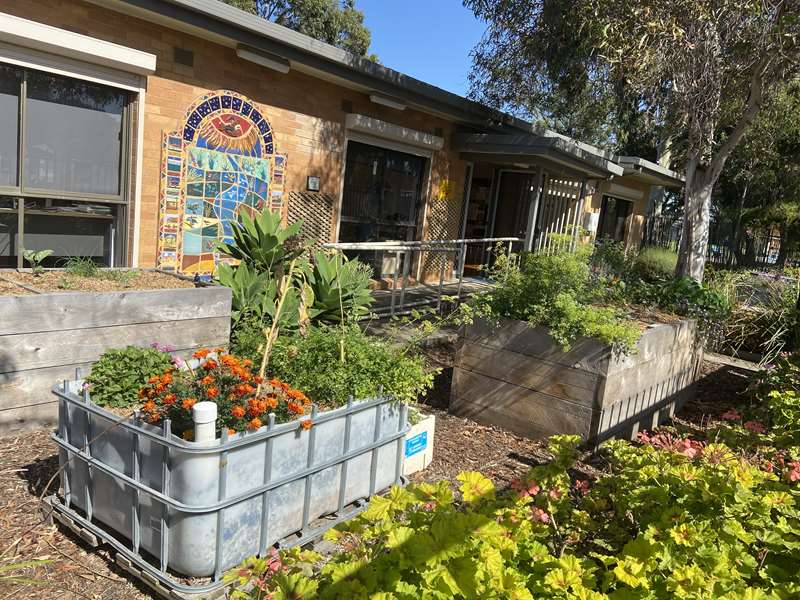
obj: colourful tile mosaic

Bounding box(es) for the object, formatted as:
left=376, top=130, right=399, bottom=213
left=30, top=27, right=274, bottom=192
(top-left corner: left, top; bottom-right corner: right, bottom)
left=157, top=90, right=287, bottom=275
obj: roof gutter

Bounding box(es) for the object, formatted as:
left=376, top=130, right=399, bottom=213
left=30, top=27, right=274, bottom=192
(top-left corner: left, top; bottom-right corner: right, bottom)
left=99, top=0, right=527, bottom=130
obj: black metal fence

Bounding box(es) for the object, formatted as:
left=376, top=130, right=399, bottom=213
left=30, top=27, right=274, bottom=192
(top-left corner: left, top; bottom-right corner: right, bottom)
left=641, top=215, right=798, bottom=269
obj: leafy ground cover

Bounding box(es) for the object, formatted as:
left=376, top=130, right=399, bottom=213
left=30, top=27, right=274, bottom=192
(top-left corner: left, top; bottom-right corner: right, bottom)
left=0, top=358, right=751, bottom=599
left=227, top=353, right=800, bottom=600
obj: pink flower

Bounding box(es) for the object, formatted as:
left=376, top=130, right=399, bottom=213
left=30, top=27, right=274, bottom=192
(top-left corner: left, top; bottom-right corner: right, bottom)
left=423, top=502, right=436, bottom=511
left=548, top=488, right=563, bottom=500
left=744, top=420, right=766, bottom=434
left=573, top=480, right=591, bottom=496
left=788, top=462, right=800, bottom=482
left=530, top=507, right=550, bottom=524
left=720, top=409, right=743, bottom=421
left=511, top=478, right=540, bottom=497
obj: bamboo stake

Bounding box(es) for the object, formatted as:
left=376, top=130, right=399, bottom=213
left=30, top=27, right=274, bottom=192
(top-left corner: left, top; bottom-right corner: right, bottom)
left=257, top=258, right=298, bottom=395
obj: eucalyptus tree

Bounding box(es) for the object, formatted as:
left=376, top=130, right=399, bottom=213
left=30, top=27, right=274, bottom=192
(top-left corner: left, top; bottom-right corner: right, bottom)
left=593, top=0, right=800, bottom=281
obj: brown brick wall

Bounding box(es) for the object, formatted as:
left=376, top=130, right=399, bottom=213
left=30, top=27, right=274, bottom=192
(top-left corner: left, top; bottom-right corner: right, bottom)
left=3, top=0, right=467, bottom=268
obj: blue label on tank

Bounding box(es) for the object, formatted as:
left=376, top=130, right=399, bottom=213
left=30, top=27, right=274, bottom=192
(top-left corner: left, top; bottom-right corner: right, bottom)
left=405, top=431, right=427, bottom=458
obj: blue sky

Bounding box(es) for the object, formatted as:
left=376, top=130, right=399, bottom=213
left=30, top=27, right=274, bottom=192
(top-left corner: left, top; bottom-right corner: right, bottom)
left=358, top=0, right=485, bottom=97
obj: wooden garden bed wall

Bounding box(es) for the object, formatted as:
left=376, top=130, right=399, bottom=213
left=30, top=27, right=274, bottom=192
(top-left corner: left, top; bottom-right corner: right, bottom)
left=451, top=318, right=702, bottom=443
left=0, top=287, right=231, bottom=433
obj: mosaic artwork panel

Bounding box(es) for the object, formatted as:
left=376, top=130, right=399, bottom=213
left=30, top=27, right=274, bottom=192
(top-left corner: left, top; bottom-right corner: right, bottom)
left=157, top=90, right=287, bottom=276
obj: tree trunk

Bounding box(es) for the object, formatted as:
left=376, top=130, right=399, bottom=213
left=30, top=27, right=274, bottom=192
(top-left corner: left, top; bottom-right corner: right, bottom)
left=676, top=165, right=714, bottom=282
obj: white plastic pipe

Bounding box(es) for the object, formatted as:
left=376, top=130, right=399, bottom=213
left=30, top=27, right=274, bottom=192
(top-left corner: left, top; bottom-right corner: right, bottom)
left=192, top=402, right=218, bottom=442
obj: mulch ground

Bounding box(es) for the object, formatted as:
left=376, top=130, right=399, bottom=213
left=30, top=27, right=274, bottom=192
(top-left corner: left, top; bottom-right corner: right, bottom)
left=0, top=352, right=755, bottom=599
left=0, top=270, right=194, bottom=294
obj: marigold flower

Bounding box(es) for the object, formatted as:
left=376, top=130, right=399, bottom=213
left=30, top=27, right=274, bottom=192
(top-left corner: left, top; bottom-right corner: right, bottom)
left=243, top=359, right=253, bottom=367
left=138, top=388, right=147, bottom=399
left=142, top=400, right=156, bottom=413
left=193, top=348, right=211, bottom=359
left=148, top=413, right=161, bottom=424
left=253, top=375, right=263, bottom=384
left=248, top=417, right=263, bottom=430
left=206, top=386, right=219, bottom=398
left=164, top=393, right=177, bottom=405
left=300, top=419, right=313, bottom=430
left=265, top=395, right=278, bottom=410
left=155, top=384, right=166, bottom=394
left=204, top=359, right=218, bottom=371
left=201, top=375, right=215, bottom=386
left=287, top=401, right=304, bottom=415
left=231, top=405, right=246, bottom=419
left=160, top=372, right=173, bottom=385
left=182, top=429, right=194, bottom=441
left=228, top=428, right=237, bottom=436
left=221, top=355, right=240, bottom=367
left=147, top=375, right=160, bottom=385
left=182, top=397, right=197, bottom=410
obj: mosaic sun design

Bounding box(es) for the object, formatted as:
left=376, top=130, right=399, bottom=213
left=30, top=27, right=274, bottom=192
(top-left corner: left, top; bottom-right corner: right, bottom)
left=157, top=90, right=287, bottom=275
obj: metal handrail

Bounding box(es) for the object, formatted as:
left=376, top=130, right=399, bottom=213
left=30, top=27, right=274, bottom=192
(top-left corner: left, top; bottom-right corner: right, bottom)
left=324, top=236, right=522, bottom=317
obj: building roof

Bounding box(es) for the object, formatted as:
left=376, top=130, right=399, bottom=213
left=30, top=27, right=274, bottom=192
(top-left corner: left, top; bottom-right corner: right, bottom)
left=96, top=0, right=683, bottom=183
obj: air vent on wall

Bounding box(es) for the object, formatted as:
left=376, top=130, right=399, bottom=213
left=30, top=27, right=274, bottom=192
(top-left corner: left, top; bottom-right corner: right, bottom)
left=174, top=47, right=194, bottom=67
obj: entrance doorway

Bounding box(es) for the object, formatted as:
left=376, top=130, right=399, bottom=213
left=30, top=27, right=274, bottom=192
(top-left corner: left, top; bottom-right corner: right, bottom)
left=492, top=171, right=538, bottom=239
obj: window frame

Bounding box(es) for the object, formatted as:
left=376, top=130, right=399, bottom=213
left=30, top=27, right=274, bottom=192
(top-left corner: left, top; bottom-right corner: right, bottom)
left=0, top=62, right=133, bottom=268
left=597, top=194, right=633, bottom=243
left=0, top=62, right=131, bottom=204
left=338, top=139, right=429, bottom=243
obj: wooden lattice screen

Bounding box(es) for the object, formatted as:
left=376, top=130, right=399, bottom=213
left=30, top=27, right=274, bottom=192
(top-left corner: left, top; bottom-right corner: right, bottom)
left=535, top=177, right=583, bottom=252
left=286, top=191, right=335, bottom=248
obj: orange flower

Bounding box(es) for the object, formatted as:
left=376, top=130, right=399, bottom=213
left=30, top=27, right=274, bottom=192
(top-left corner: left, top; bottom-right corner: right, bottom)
left=142, top=400, right=156, bottom=413
left=243, top=359, right=253, bottom=367
left=138, top=388, right=147, bottom=399
left=206, top=386, right=219, bottom=398
left=201, top=375, right=215, bottom=386
left=268, top=378, right=282, bottom=388
left=253, top=375, right=263, bottom=384
left=248, top=417, right=263, bottom=430
left=147, top=375, right=160, bottom=385
left=287, top=401, right=304, bottom=415
left=228, top=428, right=237, bottom=436
left=204, top=359, right=218, bottom=371
left=193, top=348, right=211, bottom=359
left=155, top=384, right=166, bottom=394
left=182, top=397, right=197, bottom=410
left=148, top=412, right=161, bottom=424
left=231, top=405, right=246, bottom=419
left=300, top=419, right=313, bottom=431
left=160, top=372, right=173, bottom=385
left=221, top=355, right=240, bottom=368
left=265, top=395, right=278, bottom=410
left=164, top=393, right=177, bottom=405
left=182, top=429, right=194, bottom=441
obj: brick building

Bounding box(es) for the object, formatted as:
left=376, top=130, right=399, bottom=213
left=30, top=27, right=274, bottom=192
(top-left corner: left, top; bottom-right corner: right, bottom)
left=0, top=0, right=683, bottom=277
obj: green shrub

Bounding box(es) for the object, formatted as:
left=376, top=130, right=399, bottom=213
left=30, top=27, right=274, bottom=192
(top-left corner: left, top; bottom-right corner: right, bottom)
left=472, top=246, right=641, bottom=353
left=307, top=251, right=374, bottom=322
left=632, top=247, right=678, bottom=282
left=86, top=346, right=173, bottom=408
left=263, top=325, right=434, bottom=409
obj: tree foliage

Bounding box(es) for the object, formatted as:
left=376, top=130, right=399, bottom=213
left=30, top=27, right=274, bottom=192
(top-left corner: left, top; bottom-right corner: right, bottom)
left=465, top=0, right=663, bottom=156
left=221, top=0, right=373, bottom=57
left=593, top=0, right=800, bottom=281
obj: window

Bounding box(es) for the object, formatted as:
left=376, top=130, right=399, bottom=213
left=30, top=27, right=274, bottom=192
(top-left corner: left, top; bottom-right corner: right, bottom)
left=597, top=195, right=633, bottom=242
left=339, top=140, right=426, bottom=244
left=0, top=63, right=129, bottom=267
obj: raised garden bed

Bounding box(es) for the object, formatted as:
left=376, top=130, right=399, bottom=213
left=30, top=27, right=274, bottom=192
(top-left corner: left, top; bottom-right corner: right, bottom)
left=451, top=317, right=703, bottom=443
left=0, top=284, right=231, bottom=432
left=49, top=379, right=408, bottom=597
left=0, top=268, right=195, bottom=294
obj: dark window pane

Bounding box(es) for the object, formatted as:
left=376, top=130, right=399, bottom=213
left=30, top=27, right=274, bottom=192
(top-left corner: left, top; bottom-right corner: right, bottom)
left=24, top=70, right=125, bottom=195
left=340, top=141, right=424, bottom=242
left=23, top=210, right=115, bottom=266
left=0, top=64, right=21, bottom=187
left=598, top=196, right=632, bottom=242
left=0, top=210, right=18, bottom=268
